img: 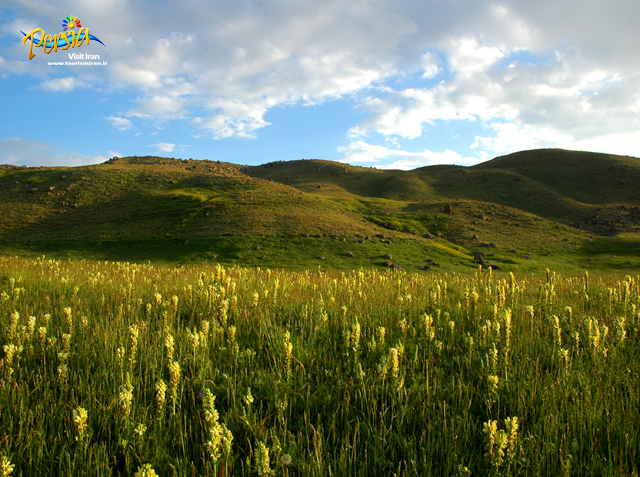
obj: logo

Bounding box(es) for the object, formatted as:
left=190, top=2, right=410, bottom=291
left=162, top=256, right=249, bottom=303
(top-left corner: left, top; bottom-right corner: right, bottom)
left=21, top=15, right=106, bottom=60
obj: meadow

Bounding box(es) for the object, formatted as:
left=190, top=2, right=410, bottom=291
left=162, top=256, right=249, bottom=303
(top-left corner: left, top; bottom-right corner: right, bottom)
left=0, top=255, right=639, bottom=476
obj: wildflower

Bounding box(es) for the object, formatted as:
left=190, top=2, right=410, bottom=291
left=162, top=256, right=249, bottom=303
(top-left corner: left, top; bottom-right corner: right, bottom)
left=134, top=423, right=147, bottom=437
left=435, top=340, right=443, bottom=354
left=422, top=314, right=435, bottom=341
left=63, top=307, right=73, bottom=330
left=502, top=309, right=512, bottom=350
left=171, top=295, right=178, bottom=311
left=220, top=299, right=229, bottom=325
left=281, top=454, right=292, bottom=466
left=165, top=332, right=175, bottom=363
left=168, top=361, right=181, bottom=411
left=58, top=363, right=69, bottom=383
left=155, top=379, right=167, bottom=418
left=129, top=325, right=139, bottom=365
left=116, top=346, right=126, bottom=369
left=284, top=331, right=293, bottom=380
left=504, top=416, right=519, bottom=460
left=458, top=333, right=472, bottom=358
left=227, top=326, right=236, bottom=352
left=456, top=463, right=471, bottom=476
left=588, top=318, right=601, bottom=352
left=492, top=321, right=501, bottom=343
left=8, top=311, right=19, bottom=340
left=525, top=305, right=535, bottom=323
left=73, top=407, right=89, bottom=442
left=61, top=333, right=72, bottom=355
left=244, top=387, right=254, bottom=407
left=389, top=347, right=400, bottom=381
left=203, top=390, right=233, bottom=463
left=3, top=344, right=20, bottom=368
left=27, top=316, right=36, bottom=338
left=119, top=373, right=134, bottom=418
left=487, top=375, right=499, bottom=396
left=377, top=326, right=386, bottom=346
left=487, top=345, right=498, bottom=374
left=38, top=326, right=47, bottom=348
left=351, top=320, right=361, bottom=352
left=0, top=455, right=14, bottom=477
left=615, top=317, right=627, bottom=343
left=254, top=440, right=272, bottom=476
left=483, top=419, right=507, bottom=469
left=133, top=464, right=158, bottom=477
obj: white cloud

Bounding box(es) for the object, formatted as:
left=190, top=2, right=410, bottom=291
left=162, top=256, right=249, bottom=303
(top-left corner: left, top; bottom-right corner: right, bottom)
left=349, top=38, right=640, bottom=158
left=0, top=137, right=107, bottom=167
left=150, top=142, right=175, bottom=152
left=447, top=37, right=505, bottom=76
left=39, top=76, right=88, bottom=91
left=472, top=123, right=573, bottom=155
left=105, top=116, right=133, bottom=131
left=338, top=140, right=478, bottom=170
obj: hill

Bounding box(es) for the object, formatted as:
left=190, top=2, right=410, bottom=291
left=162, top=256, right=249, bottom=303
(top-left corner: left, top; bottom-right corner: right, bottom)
left=0, top=149, right=639, bottom=273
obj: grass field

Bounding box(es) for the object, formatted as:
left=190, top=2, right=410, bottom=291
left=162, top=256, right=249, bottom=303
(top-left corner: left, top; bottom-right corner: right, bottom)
left=1, top=255, right=639, bottom=476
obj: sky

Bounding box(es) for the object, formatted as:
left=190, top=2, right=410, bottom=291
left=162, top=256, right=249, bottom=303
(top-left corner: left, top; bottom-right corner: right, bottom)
left=1, top=0, right=639, bottom=170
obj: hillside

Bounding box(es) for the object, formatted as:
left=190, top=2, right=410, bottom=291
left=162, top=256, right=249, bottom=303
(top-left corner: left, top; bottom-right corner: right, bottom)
left=0, top=149, right=639, bottom=273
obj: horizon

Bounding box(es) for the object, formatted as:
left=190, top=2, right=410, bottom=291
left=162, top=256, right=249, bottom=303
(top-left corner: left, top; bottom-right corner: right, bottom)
left=2, top=1, right=640, bottom=170
left=3, top=147, right=639, bottom=173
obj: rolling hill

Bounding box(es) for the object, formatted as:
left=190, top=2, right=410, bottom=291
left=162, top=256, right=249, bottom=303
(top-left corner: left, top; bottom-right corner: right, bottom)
left=0, top=149, right=638, bottom=273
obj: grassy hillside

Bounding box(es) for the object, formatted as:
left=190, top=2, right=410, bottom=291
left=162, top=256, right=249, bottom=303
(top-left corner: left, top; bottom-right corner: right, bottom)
left=1, top=149, right=639, bottom=273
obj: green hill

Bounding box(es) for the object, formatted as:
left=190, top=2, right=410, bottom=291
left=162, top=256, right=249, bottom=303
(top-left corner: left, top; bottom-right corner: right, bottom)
left=1, top=149, right=639, bottom=273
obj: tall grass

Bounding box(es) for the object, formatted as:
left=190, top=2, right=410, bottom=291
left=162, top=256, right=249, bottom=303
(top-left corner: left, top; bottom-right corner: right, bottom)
left=1, top=255, right=639, bottom=476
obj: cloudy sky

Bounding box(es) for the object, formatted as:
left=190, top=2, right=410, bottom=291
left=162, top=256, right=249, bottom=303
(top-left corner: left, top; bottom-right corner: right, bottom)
left=1, top=0, right=639, bottom=169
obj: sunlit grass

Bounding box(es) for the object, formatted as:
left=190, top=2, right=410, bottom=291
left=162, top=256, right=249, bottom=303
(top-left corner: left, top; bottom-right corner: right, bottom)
left=1, top=255, right=639, bottom=475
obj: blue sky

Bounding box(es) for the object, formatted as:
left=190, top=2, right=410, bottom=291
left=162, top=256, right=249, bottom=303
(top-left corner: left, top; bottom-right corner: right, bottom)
left=1, top=0, right=639, bottom=169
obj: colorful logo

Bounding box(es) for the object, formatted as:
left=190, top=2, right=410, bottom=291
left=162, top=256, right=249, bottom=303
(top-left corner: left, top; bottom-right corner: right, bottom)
left=21, top=15, right=105, bottom=60
left=62, top=15, right=81, bottom=31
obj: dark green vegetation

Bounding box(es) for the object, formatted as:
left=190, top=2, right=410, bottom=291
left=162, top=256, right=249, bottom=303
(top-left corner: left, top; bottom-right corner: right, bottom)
left=1, top=149, right=639, bottom=272
left=1, top=257, right=639, bottom=475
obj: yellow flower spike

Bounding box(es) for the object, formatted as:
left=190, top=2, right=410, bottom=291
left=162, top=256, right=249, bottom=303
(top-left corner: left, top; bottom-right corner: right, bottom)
left=284, top=331, right=293, bottom=380
left=168, top=361, right=181, bottom=412
left=134, top=423, right=147, bottom=437
left=0, top=455, right=15, bottom=477
left=203, top=390, right=233, bottom=463
left=487, top=375, right=499, bottom=396
left=63, top=307, right=73, bottom=330
left=155, top=379, right=167, bottom=419
left=133, top=464, right=158, bottom=477
left=254, top=440, right=272, bottom=477
left=119, top=373, right=134, bottom=418
left=73, top=407, right=89, bottom=442
left=8, top=311, right=19, bottom=339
